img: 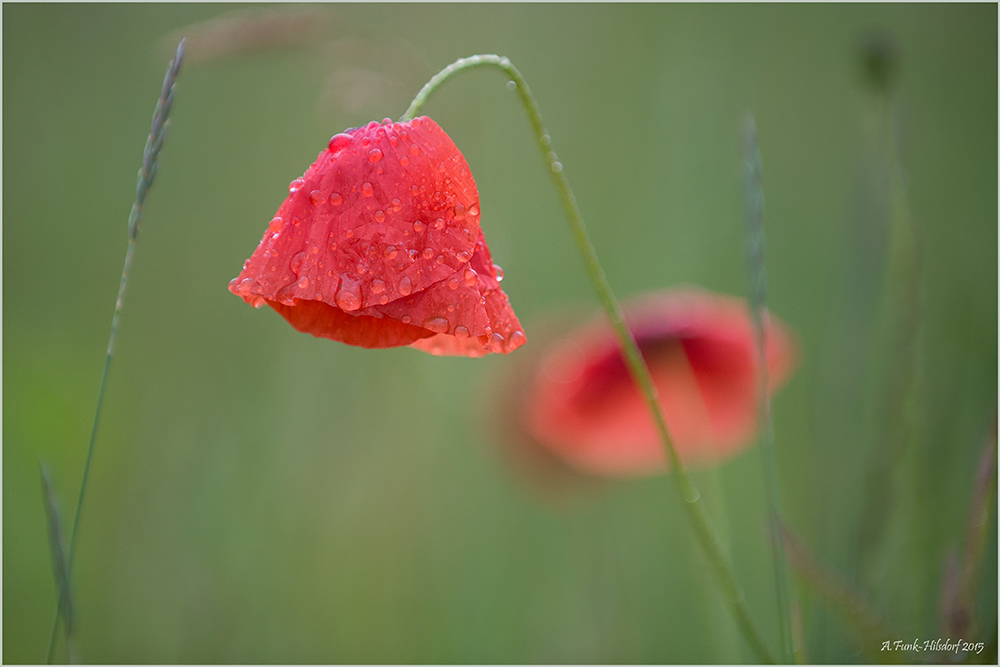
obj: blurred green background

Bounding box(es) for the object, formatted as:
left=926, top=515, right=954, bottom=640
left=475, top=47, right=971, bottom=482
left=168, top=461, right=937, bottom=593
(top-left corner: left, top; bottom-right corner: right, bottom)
left=4, top=3, right=996, bottom=663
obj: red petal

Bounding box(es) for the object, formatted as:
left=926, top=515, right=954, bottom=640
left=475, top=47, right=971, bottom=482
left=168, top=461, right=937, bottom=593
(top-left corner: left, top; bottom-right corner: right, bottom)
left=229, top=117, right=525, bottom=356
left=523, top=287, right=797, bottom=477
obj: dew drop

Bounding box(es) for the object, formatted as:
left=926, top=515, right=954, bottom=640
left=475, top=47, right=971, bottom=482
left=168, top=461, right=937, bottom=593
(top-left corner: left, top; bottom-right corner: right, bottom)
left=423, top=317, right=449, bottom=334
left=328, top=133, right=353, bottom=153
left=402, top=314, right=412, bottom=324
left=289, top=251, right=307, bottom=274
left=541, top=133, right=551, bottom=147
left=329, top=192, right=342, bottom=206
left=384, top=245, right=398, bottom=259
left=410, top=184, right=420, bottom=196
left=374, top=210, right=385, bottom=223
left=345, top=229, right=354, bottom=238
left=551, top=161, right=563, bottom=173
left=400, top=156, right=409, bottom=167
left=398, top=275, right=412, bottom=296
left=454, top=325, right=471, bottom=338
left=361, top=136, right=371, bottom=147
left=493, top=264, right=504, bottom=281
left=436, top=254, right=445, bottom=264
left=447, top=304, right=455, bottom=313
left=361, top=182, right=374, bottom=197
left=468, top=204, right=479, bottom=217
left=371, top=278, right=386, bottom=294
left=409, top=144, right=421, bottom=156
left=238, top=278, right=255, bottom=296
left=297, top=276, right=309, bottom=289
left=252, top=296, right=266, bottom=309
left=454, top=203, right=466, bottom=218
left=506, top=80, right=516, bottom=91
left=335, top=278, right=362, bottom=311
left=491, top=333, right=506, bottom=351
left=391, top=198, right=402, bottom=212
left=464, top=268, right=478, bottom=286
left=507, top=330, right=526, bottom=351
left=368, top=148, right=383, bottom=163
left=268, top=216, right=283, bottom=232
left=330, top=242, right=338, bottom=251
left=309, top=190, right=322, bottom=206
left=413, top=220, right=426, bottom=233
left=432, top=217, right=445, bottom=230
left=379, top=294, right=389, bottom=305
left=456, top=251, right=471, bottom=263
left=389, top=135, right=398, bottom=147
left=448, top=277, right=460, bottom=290
left=289, top=178, right=305, bottom=193
left=422, top=247, right=434, bottom=260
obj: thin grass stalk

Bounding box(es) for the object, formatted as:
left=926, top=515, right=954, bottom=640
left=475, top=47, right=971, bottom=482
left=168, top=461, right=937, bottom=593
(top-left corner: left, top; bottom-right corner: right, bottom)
left=403, top=54, right=774, bottom=663
left=45, top=37, right=185, bottom=664
left=40, top=464, right=76, bottom=663
left=743, top=114, right=794, bottom=663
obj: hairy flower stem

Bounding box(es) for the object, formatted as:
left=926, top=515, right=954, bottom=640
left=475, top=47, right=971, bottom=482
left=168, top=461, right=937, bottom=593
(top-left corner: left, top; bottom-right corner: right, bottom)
left=403, top=55, right=774, bottom=664
left=744, top=115, right=794, bottom=663
left=45, top=38, right=185, bottom=664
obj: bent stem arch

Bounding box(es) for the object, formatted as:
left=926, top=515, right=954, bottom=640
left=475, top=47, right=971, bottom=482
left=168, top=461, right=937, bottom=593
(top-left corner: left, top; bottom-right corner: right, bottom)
left=403, top=55, right=774, bottom=663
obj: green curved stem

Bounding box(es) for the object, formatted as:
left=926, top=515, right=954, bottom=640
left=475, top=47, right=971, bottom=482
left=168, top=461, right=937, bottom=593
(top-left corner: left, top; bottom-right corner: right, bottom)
left=404, top=55, right=774, bottom=664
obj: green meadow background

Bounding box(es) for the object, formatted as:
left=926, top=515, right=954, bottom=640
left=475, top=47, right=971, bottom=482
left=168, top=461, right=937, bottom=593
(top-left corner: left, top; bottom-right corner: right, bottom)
left=4, top=3, right=996, bottom=663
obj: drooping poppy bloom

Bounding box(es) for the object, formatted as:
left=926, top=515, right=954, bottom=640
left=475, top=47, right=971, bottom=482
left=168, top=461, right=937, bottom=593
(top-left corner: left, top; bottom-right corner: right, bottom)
left=229, top=117, right=525, bottom=357
left=522, top=287, right=797, bottom=477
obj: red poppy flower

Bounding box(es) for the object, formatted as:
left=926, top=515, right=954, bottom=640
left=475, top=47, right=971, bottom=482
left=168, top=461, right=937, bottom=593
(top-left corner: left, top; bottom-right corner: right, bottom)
left=229, top=117, right=525, bottom=357
left=523, top=287, right=797, bottom=477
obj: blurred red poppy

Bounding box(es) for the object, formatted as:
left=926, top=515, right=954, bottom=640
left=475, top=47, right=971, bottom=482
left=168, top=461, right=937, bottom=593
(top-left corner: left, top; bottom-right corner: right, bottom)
left=523, top=287, right=797, bottom=477
left=230, top=117, right=525, bottom=357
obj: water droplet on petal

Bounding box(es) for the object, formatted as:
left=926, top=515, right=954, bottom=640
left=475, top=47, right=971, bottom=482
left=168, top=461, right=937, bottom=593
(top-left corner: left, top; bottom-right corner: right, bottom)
left=400, top=156, right=409, bottom=167
left=384, top=245, right=398, bottom=259
left=507, top=330, right=526, bottom=351
left=311, top=245, right=320, bottom=255
left=382, top=117, right=392, bottom=125
left=465, top=268, right=478, bottom=286
left=391, top=198, right=402, bottom=212
left=413, top=220, right=426, bottom=233
left=409, top=144, right=421, bottom=156
left=448, top=277, right=460, bottom=290
left=330, top=242, right=338, bottom=251
left=252, top=296, right=266, bottom=309
left=401, top=314, right=412, bottom=324
left=362, top=182, right=374, bottom=197
left=493, top=264, right=504, bottom=281
left=374, top=210, right=385, bottom=223
left=237, top=278, right=255, bottom=296
left=335, top=278, right=362, bottom=311
left=345, top=229, right=354, bottom=238
left=297, top=276, right=309, bottom=289
left=268, top=216, right=283, bottom=232
left=432, top=217, right=445, bottom=230
left=454, top=325, right=470, bottom=338
left=491, top=333, right=505, bottom=351
left=329, top=192, right=342, bottom=206
left=309, top=190, right=322, bottom=205
left=290, top=251, right=307, bottom=274
left=456, top=251, right=471, bottom=263
left=379, top=294, right=389, bottom=305
left=447, top=304, right=455, bottom=313
left=289, top=178, right=305, bottom=193
left=423, top=317, right=449, bottom=334
left=368, top=148, right=383, bottom=163
left=468, top=204, right=479, bottom=217
left=328, top=133, right=353, bottom=153
left=398, top=276, right=412, bottom=296
left=361, top=136, right=371, bottom=147
left=454, top=203, right=466, bottom=218
left=422, top=247, right=434, bottom=260
left=436, top=254, right=445, bottom=264
left=371, top=279, right=385, bottom=294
